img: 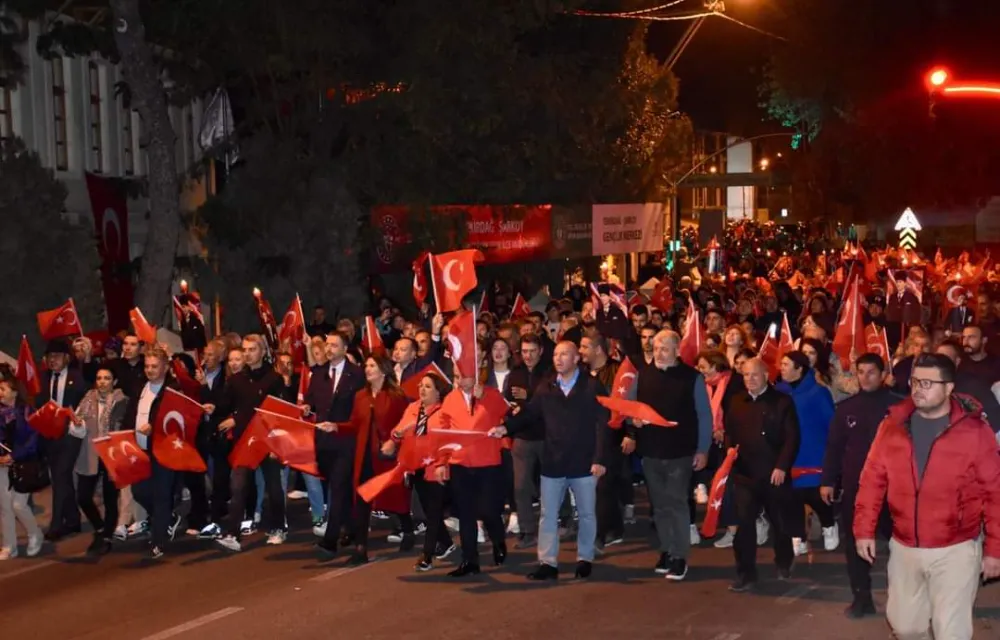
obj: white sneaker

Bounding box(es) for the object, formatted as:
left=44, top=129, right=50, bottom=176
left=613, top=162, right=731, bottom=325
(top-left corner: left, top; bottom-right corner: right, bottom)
left=413, top=522, right=427, bottom=536
left=128, top=520, right=149, bottom=538
left=689, top=524, right=701, bottom=546
left=26, top=534, right=43, bottom=557
left=445, top=517, right=460, bottom=532
left=312, top=521, right=327, bottom=538
left=822, top=524, right=840, bottom=551
left=714, top=530, right=735, bottom=548
left=694, top=483, right=709, bottom=505
left=216, top=535, right=242, bottom=552
left=287, top=490, right=308, bottom=500
left=386, top=529, right=404, bottom=543
left=755, top=515, right=769, bottom=546
left=240, top=520, right=257, bottom=536
left=477, top=522, right=486, bottom=544
left=623, top=504, right=636, bottom=525
left=198, top=523, right=222, bottom=540
left=266, top=530, right=287, bottom=545
left=0, top=547, right=16, bottom=560
left=506, top=513, right=520, bottom=535
left=372, top=510, right=389, bottom=520
left=113, top=525, right=129, bottom=542
left=792, top=537, right=810, bottom=557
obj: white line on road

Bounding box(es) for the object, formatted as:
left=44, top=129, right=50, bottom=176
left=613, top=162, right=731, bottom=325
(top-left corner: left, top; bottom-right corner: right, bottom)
left=309, top=557, right=384, bottom=582
left=139, top=606, right=244, bottom=640
left=777, top=584, right=816, bottom=605
left=0, top=560, right=56, bottom=582
left=706, top=633, right=742, bottom=640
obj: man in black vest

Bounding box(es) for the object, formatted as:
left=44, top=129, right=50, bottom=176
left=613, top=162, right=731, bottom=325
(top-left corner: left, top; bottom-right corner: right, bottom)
left=627, top=329, right=712, bottom=581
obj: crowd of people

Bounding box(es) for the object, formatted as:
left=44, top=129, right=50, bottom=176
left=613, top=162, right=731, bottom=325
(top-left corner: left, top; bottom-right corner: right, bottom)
left=2, top=225, right=1000, bottom=638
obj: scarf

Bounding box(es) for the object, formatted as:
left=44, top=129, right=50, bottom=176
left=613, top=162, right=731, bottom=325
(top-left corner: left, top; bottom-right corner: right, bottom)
left=77, top=389, right=126, bottom=438
left=704, top=370, right=732, bottom=435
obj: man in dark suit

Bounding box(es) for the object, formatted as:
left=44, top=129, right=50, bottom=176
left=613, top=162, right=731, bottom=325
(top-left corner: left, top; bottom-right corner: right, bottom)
left=192, top=339, right=228, bottom=537
left=884, top=273, right=922, bottom=350
left=38, top=339, right=87, bottom=541
left=945, top=291, right=975, bottom=336
left=305, top=331, right=366, bottom=557
left=391, top=314, right=445, bottom=383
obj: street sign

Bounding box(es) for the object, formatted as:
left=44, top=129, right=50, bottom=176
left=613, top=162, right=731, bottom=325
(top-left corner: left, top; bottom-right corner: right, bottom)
left=895, top=207, right=920, bottom=249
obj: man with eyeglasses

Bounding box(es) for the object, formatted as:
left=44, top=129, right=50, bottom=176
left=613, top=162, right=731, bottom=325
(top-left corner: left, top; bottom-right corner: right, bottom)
left=855, top=353, right=1000, bottom=639
left=506, top=333, right=553, bottom=548
left=820, top=353, right=901, bottom=619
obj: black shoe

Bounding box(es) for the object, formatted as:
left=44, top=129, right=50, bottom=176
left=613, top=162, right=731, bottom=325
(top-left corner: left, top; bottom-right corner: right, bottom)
left=399, top=533, right=416, bottom=553
left=654, top=552, right=671, bottom=574
left=729, top=576, right=757, bottom=592
left=415, top=557, right=433, bottom=572
left=148, top=545, right=164, bottom=560
left=65, top=525, right=82, bottom=536
left=844, top=597, right=877, bottom=619
left=493, top=543, right=507, bottom=567
left=574, top=561, right=592, bottom=579
left=44, top=529, right=64, bottom=543
left=434, top=542, right=457, bottom=560
left=347, top=548, right=369, bottom=565
left=338, top=532, right=354, bottom=548
left=665, top=558, right=688, bottom=581
left=776, top=563, right=793, bottom=581
left=514, top=534, right=537, bottom=550
left=86, top=535, right=111, bottom=556
left=527, top=563, right=559, bottom=580
left=448, top=562, right=481, bottom=577
left=315, top=540, right=337, bottom=559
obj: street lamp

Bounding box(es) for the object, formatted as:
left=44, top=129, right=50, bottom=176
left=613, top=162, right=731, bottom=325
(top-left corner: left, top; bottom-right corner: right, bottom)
left=759, top=158, right=770, bottom=170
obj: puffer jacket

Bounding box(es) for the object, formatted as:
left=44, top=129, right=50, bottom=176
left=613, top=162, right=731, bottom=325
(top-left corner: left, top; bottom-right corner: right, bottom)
left=854, top=394, right=1000, bottom=558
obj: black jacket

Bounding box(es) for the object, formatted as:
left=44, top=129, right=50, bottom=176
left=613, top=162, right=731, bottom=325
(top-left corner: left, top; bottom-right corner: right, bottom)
left=504, top=360, right=553, bottom=441
left=37, top=367, right=86, bottom=410
left=216, top=365, right=292, bottom=440
left=111, top=357, right=147, bottom=400
left=821, top=387, right=902, bottom=492
left=199, top=367, right=228, bottom=443
left=724, top=386, right=800, bottom=482
left=304, top=360, right=365, bottom=451
left=506, top=372, right=611, bottom=478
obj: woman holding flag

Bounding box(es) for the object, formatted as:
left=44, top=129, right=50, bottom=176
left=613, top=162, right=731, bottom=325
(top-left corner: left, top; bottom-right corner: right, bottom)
left=384, top=372, right=457, bottom=571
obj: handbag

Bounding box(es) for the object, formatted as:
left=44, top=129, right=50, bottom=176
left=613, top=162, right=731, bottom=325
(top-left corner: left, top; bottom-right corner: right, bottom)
left=9, top=459, right=50, bottom=494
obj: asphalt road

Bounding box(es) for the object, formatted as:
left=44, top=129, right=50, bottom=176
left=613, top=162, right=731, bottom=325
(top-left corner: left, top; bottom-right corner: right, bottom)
left=2, top=489, right=998, bottom=640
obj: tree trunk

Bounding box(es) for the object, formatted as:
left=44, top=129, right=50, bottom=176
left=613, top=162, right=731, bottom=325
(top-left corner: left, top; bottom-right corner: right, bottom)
left=109, top=0, right=180, bottom=320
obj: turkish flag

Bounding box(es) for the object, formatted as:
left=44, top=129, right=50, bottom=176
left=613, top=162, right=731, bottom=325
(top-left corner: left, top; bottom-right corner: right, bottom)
left=649, top=280, right=673, bottom=314
left=412, top=252, right=430, bottom=306
left=278, top=295, right=307, bottom=365
left=93, top=431, right=151, bottom=489
left=832, top=277, right=866, bottom=367
left=400, top=361, right=452, bottom=400
left=252, top=289, right=279, bottom=351
left=430, top=250, right=482, bottom=313
left=252, top=408, right=318, bottom=474
left=678, top=295, right=703, bottom=367
left=297, top=363, right=312, bottom=404
left=597, top=396, right=676, bottom=427
left=129, top=307, right=157, bottom=345
left=171, top=359, right=201, bottom=400
left=151, top=388, right=207, bottom=472
left=864, top=323, right=891, bottom=366
left=607, top=357, right=638, bottom=429
left=27, top=401, right=74, bottom=439
left=758, top=312, right=794, bottom=381
left=445, top=310, right=478, bottom=379
left=701, top=446, right=738, bottom=538
left=229, top=413, right=270, bottom=469
left=510, top=293, right=531, bottom=319
left=362, top=315, right=385, bottom=357
left=37, top=299, right=83, bottom=341
left=15, top=335, right=41, bottom=397
left=85, top=173, right=133, bottom=333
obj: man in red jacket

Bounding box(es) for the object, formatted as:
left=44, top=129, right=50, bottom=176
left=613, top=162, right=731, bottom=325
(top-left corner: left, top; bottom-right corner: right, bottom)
left=854, top=353, right=1000, bottom=639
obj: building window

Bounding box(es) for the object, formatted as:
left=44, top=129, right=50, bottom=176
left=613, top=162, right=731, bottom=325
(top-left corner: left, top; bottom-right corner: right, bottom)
left=121, top=106, right=134, bottom=175
left=88, top=61, right=103, bottom=172
left=0, top=85, right=12, bottom=145
left=51, top=58, right=68, bottom=170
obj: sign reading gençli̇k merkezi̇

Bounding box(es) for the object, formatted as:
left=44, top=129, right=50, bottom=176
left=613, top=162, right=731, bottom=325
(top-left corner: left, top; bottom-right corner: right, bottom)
left=591, top=204, right=665, bottom=255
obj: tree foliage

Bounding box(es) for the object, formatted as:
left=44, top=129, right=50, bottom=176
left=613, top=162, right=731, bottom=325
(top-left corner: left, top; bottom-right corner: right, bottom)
left=0, top=139, right=104, bottom=352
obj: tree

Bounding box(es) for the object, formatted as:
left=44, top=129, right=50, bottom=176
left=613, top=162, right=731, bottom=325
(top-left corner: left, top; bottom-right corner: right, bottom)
left=0, top=139, right=104, bottom=352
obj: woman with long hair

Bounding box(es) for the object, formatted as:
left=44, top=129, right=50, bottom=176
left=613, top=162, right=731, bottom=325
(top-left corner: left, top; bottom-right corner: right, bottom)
left=0, top=377, right=44, bottom=559
left=73, top=365, right=128, bottom=556
left=385, top=373, right=457, bottom=571
left=340, top=355, right=411, bottom=564
left=482, top=337, right=517, bottom=536
left=721, top=325, right=751, bottom=368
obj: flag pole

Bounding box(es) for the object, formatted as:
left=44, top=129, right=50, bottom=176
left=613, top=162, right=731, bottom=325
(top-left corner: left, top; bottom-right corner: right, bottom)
left=69, top=298, right=84, bottom=336
left=428, top=253, right=441, bottom=313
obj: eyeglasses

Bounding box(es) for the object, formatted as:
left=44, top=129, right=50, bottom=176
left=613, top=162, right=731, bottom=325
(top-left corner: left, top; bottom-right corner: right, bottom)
left=909, top=377, right=950, bottom=390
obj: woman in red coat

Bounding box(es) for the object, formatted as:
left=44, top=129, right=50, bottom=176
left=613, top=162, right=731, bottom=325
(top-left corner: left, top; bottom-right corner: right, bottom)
left=339, top=355, right=410, bottom=564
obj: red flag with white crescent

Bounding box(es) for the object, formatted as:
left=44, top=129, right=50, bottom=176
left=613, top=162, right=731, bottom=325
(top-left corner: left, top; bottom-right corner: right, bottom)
left=363, top=315, right=385, bottom=356
left=229, top=413, right=271, bottom=469
left=129, top=307, right=157, bottom=345
left=701, top=446, right=738, bottom=538
left=151, top=388, right=207, bottom=472
left=278, top=294, right=306, bottom=365
left=445, top=309, right=477, bottom=379
left=252, top=409, right=319, bottom=475
left=510, top=293, right=531, bottom=319
left=429, top=250, right=482, bottom=313
left=412, top=252, right=430, bottom=306
left=252, top=289, right=279, bottom=351
left=93, top=431, right=151, bottom=489
left=297, top=363, right=312, bottom=404
left=37, top=299, right=83, bottom=341
left=27, top=401, right=74, bottom=439
left=678, top=295, right=703, bottom=367
left=864, top=324, right=890, bottom=367
left=832, top=277, right=866, bottom=367
left=607, top=357, right=638, bottom=429
left=16, top=335, right=41, bottom=397
left=759, top=312, right=794, bottom=381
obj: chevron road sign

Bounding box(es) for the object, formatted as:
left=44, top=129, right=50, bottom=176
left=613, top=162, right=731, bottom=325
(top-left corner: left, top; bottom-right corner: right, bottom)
left=895, top=207, right=921, bottom=250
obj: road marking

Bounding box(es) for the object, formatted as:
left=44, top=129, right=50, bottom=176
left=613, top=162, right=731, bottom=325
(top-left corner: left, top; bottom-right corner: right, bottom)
left=140, top=607, right=244, bottom=640
left=777, top=584, right=816, bottom=605
left=706, top=634, right=742, bottom=640
left=0, top=560, right=56, bottom=582
left=309, top=557, right=384, bottom=582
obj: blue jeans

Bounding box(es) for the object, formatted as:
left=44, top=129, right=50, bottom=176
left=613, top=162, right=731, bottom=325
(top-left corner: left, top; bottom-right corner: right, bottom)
left=282, top=467, right=325, bottom=520
left=255, top=466, right=290, bottom=518
left=538, top=474, right=598, bottom=567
